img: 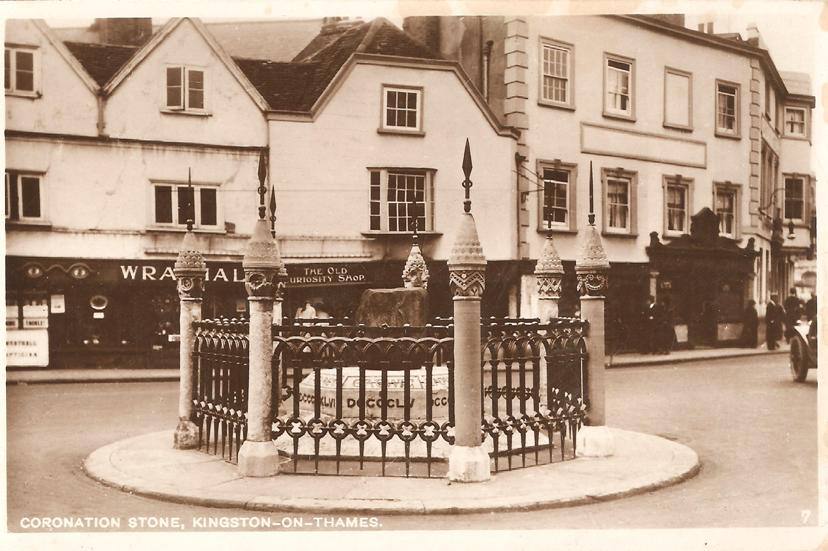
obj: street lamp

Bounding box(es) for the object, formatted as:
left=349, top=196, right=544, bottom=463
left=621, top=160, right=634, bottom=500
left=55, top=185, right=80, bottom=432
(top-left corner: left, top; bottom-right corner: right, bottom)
left=757, top=187, right=796, bottom=242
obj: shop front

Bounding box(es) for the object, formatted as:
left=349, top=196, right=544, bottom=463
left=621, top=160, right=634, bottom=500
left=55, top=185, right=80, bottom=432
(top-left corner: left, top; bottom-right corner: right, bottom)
left=6, top=256, right=521, bottom=369
left=646, top=208, right=759, bottom=349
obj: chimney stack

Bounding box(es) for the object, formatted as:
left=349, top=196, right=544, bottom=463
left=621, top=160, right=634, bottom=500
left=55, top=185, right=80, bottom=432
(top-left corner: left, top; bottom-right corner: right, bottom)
left=91, top=18, right=152, bottom=46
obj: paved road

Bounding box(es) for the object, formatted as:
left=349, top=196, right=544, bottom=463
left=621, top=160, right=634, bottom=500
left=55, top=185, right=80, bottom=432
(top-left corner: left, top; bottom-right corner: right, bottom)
left=6, top=354, right=817, bottom=532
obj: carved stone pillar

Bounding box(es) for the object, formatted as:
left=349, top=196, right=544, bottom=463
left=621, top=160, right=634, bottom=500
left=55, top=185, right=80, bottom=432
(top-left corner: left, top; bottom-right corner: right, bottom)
left=575, top=223, right=614, bottom=457
left=237, top=218, right=284, bottom=477
left=534, top=234, right=564, bottom=322
left=173, top=228, right=206, bottom=449
left=402, top=235, right=430, bottom=289
left=446, top=211, right=490, bottom=482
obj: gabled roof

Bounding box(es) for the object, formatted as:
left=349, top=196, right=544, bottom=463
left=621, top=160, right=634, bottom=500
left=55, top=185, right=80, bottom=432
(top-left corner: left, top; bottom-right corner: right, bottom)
left=27, top=20, right=100, bottom=94
left=101, top=18, right=269, bottom=110
left=64, top=42, right=139, bottom=87
left=235, top=18, right=441, bottom=111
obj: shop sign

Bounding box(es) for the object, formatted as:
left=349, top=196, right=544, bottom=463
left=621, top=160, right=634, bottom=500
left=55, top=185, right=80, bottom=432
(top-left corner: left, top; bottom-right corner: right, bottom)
left=288, top=264, right=369, bottom=287
left=50, top=294, right=66, bottom=314
left=115, top=261, right=370, bottom=288
left=6, top=329, right=49, bottom=367
left=23, top=318, right=48, bottom=329
left=6, top=318, right=19, bottom=329
left=22, top=304, right=49, bottom=319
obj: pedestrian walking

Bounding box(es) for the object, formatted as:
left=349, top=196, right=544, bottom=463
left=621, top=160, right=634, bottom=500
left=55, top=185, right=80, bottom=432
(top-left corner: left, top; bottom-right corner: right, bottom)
left=805, top=293, right=817, bottom=322
left=741, top=299, right=758, bottom=348
left=784, top=287, right=802, bottom=342
left=645, top=295, right=665, bottom=354
left=658, top=296, right=676, bottom=354
left=765, top=294, right=784, bottom=350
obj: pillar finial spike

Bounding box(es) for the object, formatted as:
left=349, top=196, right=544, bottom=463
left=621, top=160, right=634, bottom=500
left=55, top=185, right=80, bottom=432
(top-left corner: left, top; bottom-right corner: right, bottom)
left=461, top=138, right=473, bottom=213
left=269, top=182, right=277, bottom=238
left=588, top=161, right=595, bottom=226
left=185, top=167, right=194, bottom=232
left=257, top=150, right=267, bottom=220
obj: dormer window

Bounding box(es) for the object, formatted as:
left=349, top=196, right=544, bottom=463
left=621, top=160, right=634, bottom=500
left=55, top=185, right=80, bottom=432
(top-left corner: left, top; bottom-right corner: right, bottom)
left=165, top=66, right=206, bottom=113
left=4, top=46, right=38, bottom=96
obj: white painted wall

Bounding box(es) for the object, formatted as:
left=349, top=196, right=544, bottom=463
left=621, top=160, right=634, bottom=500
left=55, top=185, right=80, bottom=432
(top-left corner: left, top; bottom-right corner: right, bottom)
left=4, top=19, right=99, bottom=136
left=268, top=62, right=517, bottom=261
left=104, top=19, right=266, bottom=147
left=5, top=137, right=261, bottom=259
left=523, top=15, right=754, bottom=264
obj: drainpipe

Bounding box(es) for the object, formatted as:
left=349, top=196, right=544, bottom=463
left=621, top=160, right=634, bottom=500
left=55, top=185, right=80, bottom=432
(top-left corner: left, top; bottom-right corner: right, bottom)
left=482, top=40, right=493, bottom=103
left=96, top=90, right=106, bottom=136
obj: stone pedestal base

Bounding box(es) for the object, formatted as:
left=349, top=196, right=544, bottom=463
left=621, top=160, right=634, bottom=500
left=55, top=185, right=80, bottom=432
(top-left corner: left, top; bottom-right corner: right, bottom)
left=238, top=440, right=281, bottom=477
left=447, top=445, right=491, bottom=482
left=576, top=425, right=616, bottom=457
left=173, top=419, right=199, bottom=450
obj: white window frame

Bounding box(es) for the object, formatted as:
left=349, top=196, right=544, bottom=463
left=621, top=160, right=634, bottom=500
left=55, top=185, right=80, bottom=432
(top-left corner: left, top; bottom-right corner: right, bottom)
left=714, top=182, right=740, bottom=239
left=163, top=65, right=208, bottom=114
left=601, top=168, right=637, bottom=236
left=784, top=107, right=807, bottom=138
left=150, top=181, right=221, bottom=230
left=380, top=85, right=423, bottom=133
left=366, top=168, right=435, bottom=233
left=663, top=175, right=692, bottom=237
left=536, top=160, right=577, bottom=232
left=4, top=45, right=39, bottom=97
left=5, top=170, right=45, bottom=223
left=603, top=53, right=635, bottom=120
left=538, top=37, right=574, bottom=109
left=715, top=80, right=740, bottom=137
left=784, top=176, right=805, bottom=222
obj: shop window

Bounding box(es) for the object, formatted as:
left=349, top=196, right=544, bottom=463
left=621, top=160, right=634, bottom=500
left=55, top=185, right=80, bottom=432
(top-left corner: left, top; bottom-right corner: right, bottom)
left=715, top=80, right=740, bottom=137
left=663, top=176, right=692, bottom=236
left=784, top=177, right=804, bottom=221
left=601, top=168, right=637, bottom=236
left=539, top=38, right=573, bottom=109
left=784, top=107, right=806, bottom=137
left=165, top=65, right=206, bottom=113
left=5, top=170, right=44, bottom=222
left=536, top=160, right=577, bottom=232
left=604, top=54, right=634, bottom=120
left=152, top=182, right=220, bottom=229
left=5, top=46, right=38, bottom=96
left=380, top=86, right=423, bottom=133
left=367, top=168, right=434, bottom=232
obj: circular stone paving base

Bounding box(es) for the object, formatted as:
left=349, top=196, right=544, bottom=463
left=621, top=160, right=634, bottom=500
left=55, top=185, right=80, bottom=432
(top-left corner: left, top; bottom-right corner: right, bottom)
left=83, top=428, right=700, bottom=514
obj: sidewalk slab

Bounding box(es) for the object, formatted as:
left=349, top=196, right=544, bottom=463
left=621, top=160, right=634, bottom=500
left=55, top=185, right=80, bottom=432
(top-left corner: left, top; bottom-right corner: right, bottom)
left=7, top=345, right=789, bottom=385
left=83, top=428, right=700, bottom=514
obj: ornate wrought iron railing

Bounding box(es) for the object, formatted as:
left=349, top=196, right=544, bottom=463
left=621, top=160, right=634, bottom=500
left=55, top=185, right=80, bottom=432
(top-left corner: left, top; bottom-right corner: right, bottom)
left=189, top=317, right=587, bottom=476
left=270, top=333, right=455, bottom=477
left=191, top=318, right=249, bottom=462
left=481, top=318, right=588, bottom=472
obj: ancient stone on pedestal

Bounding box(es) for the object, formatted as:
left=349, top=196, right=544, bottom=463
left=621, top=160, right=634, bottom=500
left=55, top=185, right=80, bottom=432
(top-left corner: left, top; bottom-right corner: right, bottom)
left=238, top=218, right=283, bottom=477
left=447, top=211, right=490, bottom=482
left=354, top=288, right=429, bottom=327
left=173, top=228, right=206, bottom=450
left=535, top=234, right=564, bottom=321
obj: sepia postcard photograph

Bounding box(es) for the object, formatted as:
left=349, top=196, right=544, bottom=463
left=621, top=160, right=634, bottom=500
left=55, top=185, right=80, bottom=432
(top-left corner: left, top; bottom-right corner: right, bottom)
left=2, top=0, right=826, bottom=549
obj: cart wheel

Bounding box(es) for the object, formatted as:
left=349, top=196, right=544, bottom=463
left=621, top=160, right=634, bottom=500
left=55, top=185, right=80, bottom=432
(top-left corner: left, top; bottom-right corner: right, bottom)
left=790, top=338, right=809, bottom=382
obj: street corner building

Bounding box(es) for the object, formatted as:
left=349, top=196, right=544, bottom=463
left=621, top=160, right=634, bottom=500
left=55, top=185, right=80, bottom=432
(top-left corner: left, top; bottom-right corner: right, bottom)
left=4, top=14, right=817, bottom=369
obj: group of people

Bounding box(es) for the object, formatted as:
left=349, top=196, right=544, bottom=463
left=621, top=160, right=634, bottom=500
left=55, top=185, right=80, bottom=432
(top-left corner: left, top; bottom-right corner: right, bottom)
left=741, top=288, right=817, bottom=350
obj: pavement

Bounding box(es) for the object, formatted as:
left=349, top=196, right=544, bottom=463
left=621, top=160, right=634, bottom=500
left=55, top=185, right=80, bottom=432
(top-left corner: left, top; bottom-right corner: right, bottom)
left=5, top=343, right=789, bottom=384
left=83, top=428, right=700, bottom=514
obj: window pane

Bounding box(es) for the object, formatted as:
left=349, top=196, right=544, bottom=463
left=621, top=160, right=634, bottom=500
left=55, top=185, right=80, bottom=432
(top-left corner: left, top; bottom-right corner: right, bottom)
left=785, top=178, right=804, bottom=219
left=4, top=50, right=10, bottom=90
left=200, top=188, right=216, bottom=226
left=166, top=67, right=182, bottom=107
left=188, top=70, right=204, bottom=109
left=177, top=186, right=195, bottom=225
left=15, top=51, right=34, bottom=91
left=20, top=176, right=40, bottom=218
left=387, top=90, right=396, bottom=108
left=155, top=186, right=173, bottom=223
